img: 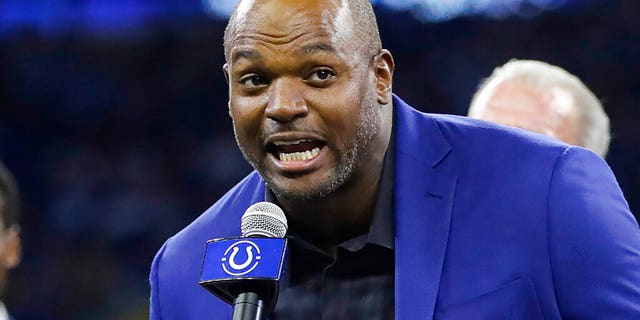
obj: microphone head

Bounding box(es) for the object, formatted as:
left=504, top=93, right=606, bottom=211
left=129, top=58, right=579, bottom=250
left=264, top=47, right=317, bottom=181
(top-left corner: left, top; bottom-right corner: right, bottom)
left=241, top=202, right=288, bottom=238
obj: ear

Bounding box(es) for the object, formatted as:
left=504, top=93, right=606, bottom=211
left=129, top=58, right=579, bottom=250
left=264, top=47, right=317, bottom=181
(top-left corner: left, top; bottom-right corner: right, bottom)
left=223, top=63, right=230, bottom=84
left=1, top=226, right=21, bottom=269
left=223, top=64, right=233, bottom=118
left=373, top=49, right=395, bottom=105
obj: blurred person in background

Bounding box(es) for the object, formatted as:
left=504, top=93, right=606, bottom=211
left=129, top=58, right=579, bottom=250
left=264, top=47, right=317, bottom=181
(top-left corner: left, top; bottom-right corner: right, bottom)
left=467, top=59, right=611, bottom=158
left=0, top=162, right=21, bottom=320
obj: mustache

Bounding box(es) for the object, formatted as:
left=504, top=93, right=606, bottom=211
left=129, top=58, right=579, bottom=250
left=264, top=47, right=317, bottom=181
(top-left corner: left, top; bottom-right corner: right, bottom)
left=262, top=121, right=312, bottom=137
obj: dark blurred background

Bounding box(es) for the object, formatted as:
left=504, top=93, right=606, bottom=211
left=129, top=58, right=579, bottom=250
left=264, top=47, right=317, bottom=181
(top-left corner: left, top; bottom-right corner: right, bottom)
left=0, top=0, right=637, bottom=318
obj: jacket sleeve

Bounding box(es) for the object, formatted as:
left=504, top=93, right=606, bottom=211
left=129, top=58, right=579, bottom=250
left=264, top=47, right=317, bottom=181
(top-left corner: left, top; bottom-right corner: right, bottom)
left=150, top=241, right=169, bottom=320
left=548, top=147, right=640, bottom=318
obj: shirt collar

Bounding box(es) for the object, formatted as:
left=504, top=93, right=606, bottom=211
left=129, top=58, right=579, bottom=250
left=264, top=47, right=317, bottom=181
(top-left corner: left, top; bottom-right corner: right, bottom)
left=342, top=120, right=395, bottom=251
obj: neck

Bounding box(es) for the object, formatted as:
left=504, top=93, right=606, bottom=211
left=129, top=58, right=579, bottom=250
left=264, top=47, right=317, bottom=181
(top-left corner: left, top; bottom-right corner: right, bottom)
left=280, top=169, right=382, bottom=251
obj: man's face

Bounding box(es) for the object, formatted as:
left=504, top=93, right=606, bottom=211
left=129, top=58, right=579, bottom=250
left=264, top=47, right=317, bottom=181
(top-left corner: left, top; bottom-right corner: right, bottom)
left=225, top=0, right=384, bottom=200
left=473, top=80, right=582, bottom=145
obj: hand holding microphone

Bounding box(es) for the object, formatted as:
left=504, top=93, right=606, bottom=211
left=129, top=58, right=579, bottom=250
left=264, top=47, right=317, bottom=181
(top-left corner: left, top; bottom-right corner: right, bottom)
left=199, top=202, right=288, bottom=320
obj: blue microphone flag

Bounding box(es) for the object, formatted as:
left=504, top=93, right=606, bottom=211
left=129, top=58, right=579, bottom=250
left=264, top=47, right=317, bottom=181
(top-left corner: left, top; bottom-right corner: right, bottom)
left=199, top=237, right=288, bottom=306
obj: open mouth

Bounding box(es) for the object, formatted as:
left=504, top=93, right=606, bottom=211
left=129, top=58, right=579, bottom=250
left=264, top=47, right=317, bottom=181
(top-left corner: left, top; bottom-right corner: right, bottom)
left=268, top=139, right=325, bottom=162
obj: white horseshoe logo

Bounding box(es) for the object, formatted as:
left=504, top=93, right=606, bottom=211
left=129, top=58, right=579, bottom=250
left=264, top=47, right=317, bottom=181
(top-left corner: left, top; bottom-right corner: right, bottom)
left=228, top=246, right=253, bottom=270
left=221, top=240, right=262, bottom=276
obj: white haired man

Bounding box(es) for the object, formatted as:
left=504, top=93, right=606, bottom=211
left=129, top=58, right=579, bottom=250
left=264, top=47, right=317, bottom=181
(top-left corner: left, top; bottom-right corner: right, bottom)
left=468, top=59, right=610, bottom=158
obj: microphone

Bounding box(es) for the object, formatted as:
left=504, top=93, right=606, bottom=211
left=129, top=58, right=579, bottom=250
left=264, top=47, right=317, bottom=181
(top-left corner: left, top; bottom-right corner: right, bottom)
left=199, top=202, right=288, bottom=320
left=241, top=202, right=288, bottom=238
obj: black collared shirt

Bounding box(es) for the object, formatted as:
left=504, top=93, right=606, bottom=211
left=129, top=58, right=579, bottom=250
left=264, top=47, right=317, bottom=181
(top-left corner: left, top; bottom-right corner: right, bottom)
left=268, top=125, right=396, bottom=320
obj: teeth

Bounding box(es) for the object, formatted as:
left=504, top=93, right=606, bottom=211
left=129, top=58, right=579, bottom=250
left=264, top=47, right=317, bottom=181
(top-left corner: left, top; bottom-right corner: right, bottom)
left=279, top=147, right=321, bottom=162
left=273, top=140, right=310, bottom=146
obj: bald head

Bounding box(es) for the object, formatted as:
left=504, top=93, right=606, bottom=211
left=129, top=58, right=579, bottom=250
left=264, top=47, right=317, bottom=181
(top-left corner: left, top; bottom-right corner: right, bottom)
left=469, top=59, right=610, bottom=158
left=223, top=0, right=382, bottom=63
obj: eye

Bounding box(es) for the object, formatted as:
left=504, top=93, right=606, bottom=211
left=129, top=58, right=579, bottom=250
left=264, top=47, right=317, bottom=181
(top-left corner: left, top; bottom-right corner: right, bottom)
left=306, top=69, right=336, bottom=87
left=240, top=74, right=269, bottom=87
left=309, top=69, right=335, bottom=81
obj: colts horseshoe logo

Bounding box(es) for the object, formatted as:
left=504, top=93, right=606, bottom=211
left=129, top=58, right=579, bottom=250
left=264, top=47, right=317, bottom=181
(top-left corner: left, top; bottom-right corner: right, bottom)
left=221, top=240, right=262, bottom=276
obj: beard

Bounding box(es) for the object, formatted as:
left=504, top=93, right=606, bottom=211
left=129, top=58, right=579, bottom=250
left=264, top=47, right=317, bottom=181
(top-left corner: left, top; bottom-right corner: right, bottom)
left=234, top=93, right=381, bottom=202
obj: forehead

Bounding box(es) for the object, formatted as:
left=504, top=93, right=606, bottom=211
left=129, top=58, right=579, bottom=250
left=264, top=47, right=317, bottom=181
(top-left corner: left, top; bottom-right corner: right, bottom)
left=489, top=80, right=576, bottom=115
left=227, top=0, right=356, bottom=56
left=483, top=80, right=580, bottom=132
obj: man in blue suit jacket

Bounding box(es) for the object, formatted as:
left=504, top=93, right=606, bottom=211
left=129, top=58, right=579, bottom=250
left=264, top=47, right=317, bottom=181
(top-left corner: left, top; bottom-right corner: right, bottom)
left=150, top=0, right=640, bottom=318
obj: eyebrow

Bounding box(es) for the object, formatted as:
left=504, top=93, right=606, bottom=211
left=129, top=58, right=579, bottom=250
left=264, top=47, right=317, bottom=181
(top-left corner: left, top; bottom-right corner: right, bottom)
left=295, top=43, right=337, bottom=56
left=231, top=49, right=263, bottom=63
left=230, top=43, right=337, bottom=64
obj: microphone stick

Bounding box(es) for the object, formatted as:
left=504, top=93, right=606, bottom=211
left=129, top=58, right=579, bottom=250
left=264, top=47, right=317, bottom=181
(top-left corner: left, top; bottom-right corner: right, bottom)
left=232, top=292, right=264, bottom=320
left=233, top=202, right=288, bottom=320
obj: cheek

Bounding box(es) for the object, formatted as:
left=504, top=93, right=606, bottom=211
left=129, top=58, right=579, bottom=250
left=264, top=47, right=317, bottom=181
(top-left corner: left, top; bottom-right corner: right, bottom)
left=230, top=99, right=265, bottom=145
left=332, top=80, right=371, bottom=124
left=315, top=102, right=364, bottom=148
left=309, top=81, right=370, bottom=140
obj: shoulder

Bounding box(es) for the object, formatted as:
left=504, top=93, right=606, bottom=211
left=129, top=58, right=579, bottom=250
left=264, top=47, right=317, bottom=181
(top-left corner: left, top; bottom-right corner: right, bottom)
left=546, top=147, right=640, bottom=317
left=395, top=94, right=567, bottom=147
left=394, top=95, right=570, bottom=168
left=547, top=146, right=637, bottom=237
left=433, top=112, right=567, bottom=155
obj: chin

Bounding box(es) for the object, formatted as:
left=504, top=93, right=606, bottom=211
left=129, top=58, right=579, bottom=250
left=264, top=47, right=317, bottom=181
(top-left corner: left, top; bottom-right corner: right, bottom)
left=267, top=178, right=342, bottom=202
left=261, top=160, right=353, bottom=201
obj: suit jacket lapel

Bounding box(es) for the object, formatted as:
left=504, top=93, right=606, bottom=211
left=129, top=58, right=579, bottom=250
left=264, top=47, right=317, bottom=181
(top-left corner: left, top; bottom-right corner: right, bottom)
left=393, top=96, right=456, bottom=319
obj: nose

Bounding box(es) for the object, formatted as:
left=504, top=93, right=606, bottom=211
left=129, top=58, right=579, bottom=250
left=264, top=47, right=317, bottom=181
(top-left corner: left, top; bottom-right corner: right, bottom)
left=265, top=77, right=309, bottom=123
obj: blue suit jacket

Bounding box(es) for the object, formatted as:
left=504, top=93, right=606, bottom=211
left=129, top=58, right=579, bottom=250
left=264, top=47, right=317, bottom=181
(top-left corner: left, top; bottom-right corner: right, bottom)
left=150, top=96, right=640, bottom=319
